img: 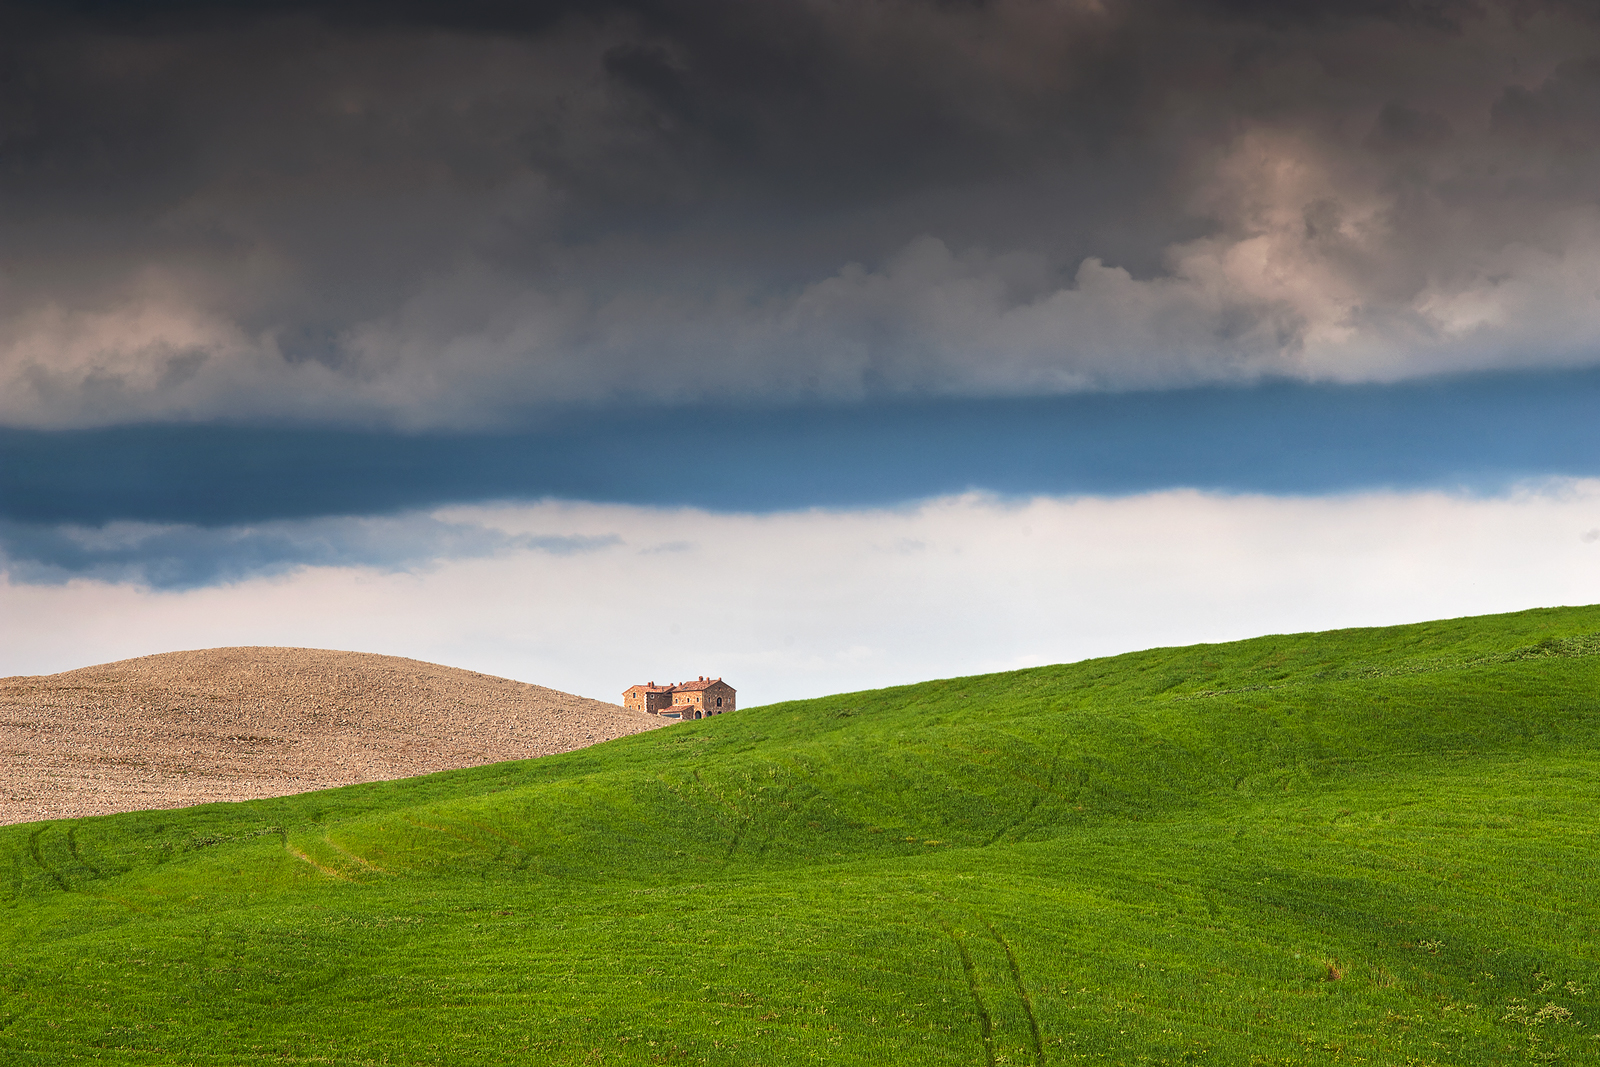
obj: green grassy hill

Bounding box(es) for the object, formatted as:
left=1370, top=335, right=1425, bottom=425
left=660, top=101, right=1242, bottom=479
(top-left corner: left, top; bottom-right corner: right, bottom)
left=4, top=606, right=1600, bottom=1065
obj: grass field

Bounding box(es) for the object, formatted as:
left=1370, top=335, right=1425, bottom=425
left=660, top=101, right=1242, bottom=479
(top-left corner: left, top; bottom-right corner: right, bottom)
left=4, top=606, right=1600, bottom=1065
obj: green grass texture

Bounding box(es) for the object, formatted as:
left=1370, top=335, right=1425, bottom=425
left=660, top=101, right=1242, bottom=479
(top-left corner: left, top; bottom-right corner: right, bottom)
left=4, top=605, right=1600, bottom=1065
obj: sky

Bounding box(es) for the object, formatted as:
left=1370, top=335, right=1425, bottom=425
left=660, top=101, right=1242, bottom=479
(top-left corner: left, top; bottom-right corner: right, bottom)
left=4, top=0, right=1600, bottom=702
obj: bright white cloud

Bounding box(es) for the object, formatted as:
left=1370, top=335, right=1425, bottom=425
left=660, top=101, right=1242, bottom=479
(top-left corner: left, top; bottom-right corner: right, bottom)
left=5, top=484, right=1600, bottom=704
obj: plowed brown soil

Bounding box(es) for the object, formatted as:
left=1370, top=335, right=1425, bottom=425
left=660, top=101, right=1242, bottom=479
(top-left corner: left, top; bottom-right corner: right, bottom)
left=0, top=647, right=664, bottom=826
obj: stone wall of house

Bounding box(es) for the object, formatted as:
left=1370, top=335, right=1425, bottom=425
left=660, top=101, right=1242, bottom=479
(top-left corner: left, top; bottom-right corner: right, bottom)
left=673, top=683, right=735, bottom=717
left=623, top=687, right=675, bottom=714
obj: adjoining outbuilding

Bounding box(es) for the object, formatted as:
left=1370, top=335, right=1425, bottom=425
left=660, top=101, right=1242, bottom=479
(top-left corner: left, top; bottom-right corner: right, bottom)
left=623, top=676, right=736, bottom=720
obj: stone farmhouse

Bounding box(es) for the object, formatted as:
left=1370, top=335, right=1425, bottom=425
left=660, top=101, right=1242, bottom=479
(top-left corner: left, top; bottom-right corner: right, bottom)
left=623, top=677, right=736, bottom=720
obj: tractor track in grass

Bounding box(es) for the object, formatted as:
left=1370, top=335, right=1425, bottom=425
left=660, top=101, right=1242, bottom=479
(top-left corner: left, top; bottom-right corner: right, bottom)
left=402, top=814, right=492, bottom=851
left=65, top=825, right=99, bottom=876
left=321, top=833, right=392, bottom=876
left=26, top=828, right=66, bottom=891
left=283, top=839, right=354, bottom=881
left=937, top=916, right=998, bottom=1067
left=933, top=888, right=1046, bottom=1066
left=402, top=813, right=531, bottom=861
left=982, top=917, right=1044, bottom=1065
left=19, top=825, right=143, bottom=910
left=274, top=826, right=352, bottom=881
left=982, top=747, right=1067, bottom=847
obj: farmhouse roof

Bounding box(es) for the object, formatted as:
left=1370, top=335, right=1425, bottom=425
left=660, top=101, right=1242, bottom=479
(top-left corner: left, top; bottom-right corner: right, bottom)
left=673, top=677, right=733, bottom=692
left=626, top=682, right=673, bottom=693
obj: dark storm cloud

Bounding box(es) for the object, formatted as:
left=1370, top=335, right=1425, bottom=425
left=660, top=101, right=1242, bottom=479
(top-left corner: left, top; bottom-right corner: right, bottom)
left=6, top=0, right=1600, bottom=427
left=5, top=369, right=1600, bottom=530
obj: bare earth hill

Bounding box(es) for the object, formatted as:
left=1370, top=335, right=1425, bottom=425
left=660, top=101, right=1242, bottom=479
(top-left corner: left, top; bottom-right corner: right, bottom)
left=0, top=647, right=663, bottom=825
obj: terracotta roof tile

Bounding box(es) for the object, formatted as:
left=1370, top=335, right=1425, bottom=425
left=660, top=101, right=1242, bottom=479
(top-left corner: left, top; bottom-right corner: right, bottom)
left=672, top=678, right=733, bottom=692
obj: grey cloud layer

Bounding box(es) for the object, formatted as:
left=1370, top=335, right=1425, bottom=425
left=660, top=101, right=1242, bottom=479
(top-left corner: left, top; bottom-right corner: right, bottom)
left=0, top=513, right=618, bottom=588
left=6, top=0, right=1600, bottom=427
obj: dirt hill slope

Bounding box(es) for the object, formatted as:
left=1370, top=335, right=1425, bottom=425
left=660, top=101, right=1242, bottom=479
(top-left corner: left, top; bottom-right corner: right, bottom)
left=0, top=647, right=663, bottom=825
